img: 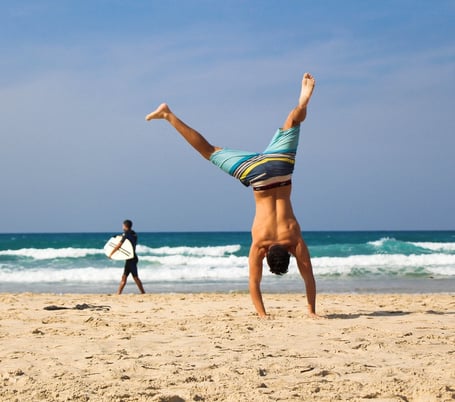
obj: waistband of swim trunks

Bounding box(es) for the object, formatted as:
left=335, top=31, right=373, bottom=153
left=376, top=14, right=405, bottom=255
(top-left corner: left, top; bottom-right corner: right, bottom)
left=251, top=174, right=291, bottom=188
left=253, top=179, right=292, bottom=192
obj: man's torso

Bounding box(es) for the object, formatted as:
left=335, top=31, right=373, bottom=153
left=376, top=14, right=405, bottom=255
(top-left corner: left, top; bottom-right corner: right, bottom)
left=251, top=185, right=302, bottom=252
left=122, top=230, right=138, bottom=260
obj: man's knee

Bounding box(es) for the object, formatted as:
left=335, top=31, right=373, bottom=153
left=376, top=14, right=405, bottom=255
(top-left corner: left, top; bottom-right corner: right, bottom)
left=202, top=145, right=221, bottom=160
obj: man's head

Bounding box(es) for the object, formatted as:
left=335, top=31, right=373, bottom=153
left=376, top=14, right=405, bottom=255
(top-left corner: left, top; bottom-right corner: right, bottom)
left=123, top=219, right=133, bottom=231
left=266, top=245, right=290, bottom=275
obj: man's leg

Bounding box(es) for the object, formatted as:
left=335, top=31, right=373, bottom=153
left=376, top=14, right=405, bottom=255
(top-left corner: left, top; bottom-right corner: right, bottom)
left=133, top=276, right=146, bottom=294
left=146, top=103, right=221, bottom=160
left=117, top=274, right=127, bottom=295
left=282, top=73, right=316, bottom=130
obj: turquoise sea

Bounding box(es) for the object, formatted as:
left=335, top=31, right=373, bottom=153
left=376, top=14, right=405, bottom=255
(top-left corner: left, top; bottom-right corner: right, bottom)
left=0, top=231, right=454, bottom=294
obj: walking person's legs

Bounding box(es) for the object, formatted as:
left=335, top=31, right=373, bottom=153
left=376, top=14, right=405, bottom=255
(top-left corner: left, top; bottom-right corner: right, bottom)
left=133, top=276, right=145, bottom=294
left=117, top=274, right=127, bottom=295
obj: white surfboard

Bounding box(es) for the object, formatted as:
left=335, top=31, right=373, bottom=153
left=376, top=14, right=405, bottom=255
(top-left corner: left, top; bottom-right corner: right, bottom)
left=104, top=235, right=135, bottom=260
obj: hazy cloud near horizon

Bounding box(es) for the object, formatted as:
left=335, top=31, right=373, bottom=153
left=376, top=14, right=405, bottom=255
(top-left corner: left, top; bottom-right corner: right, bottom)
left=1, top=1, right=454, bottom=232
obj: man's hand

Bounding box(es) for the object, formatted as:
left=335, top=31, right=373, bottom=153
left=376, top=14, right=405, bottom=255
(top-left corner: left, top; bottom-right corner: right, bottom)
left=108, top=241, right=123, bottom=260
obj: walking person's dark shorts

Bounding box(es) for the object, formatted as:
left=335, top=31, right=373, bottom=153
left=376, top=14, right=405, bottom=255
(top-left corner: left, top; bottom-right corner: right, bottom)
left=123, top=256, right=139, bottom=277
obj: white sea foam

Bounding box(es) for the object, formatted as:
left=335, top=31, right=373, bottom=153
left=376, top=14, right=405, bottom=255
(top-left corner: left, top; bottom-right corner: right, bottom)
left=410, top=242, right=455, bottom=252
left=0, top=267, right=125, bottom=283
left=367, top=238, right=455, bottom=253
left=312, top=253, right=455, bottom=276
left=0, top=265, right=252, bottom=283
left=0, top=244, right=242, bottom=260
left=367, top=237, right=395, bottom=247
left=140, top=254, right=248, bottom=268
left=0, top=247, right=102, bottom=260
left=136, top=244, right=241, bottom=256
left=1, top=239, right=455, bottom=284
left=1, top=252, right=454, bottom=283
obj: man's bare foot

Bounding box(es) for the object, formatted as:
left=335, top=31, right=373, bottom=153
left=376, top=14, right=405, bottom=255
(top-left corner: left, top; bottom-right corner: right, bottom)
left=299, top=73, right=315, bottom=107
left=145, top=103, right=171, bottom=121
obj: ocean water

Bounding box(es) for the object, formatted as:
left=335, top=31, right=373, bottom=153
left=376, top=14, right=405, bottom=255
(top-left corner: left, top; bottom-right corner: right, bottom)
left=0, top=231, right=454, bottom=294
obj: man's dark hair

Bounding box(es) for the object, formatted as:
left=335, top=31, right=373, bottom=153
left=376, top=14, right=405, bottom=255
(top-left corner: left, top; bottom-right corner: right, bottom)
left=266, top=245, right=290, bottom=275
left=123, top=219, right=133, bottom=229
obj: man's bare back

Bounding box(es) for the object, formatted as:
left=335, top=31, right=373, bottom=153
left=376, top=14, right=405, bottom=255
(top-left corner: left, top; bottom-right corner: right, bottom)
left=251, top=185, right=301, bottom=252
left=146, top=73, right=319, bottom=318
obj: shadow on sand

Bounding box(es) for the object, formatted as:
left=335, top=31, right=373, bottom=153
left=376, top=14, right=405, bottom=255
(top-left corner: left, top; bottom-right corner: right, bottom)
left=326, top=311, right=411, bottom=320
left=326, top=309, right=454, bottom=319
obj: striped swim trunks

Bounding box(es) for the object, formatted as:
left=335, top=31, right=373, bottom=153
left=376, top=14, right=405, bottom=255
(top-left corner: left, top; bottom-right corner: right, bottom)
left=209, top=125, right=300, bottom=191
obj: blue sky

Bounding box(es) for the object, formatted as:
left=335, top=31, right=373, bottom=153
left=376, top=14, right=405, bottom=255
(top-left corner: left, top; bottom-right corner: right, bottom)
left=1, top=1, right=454, bottom=232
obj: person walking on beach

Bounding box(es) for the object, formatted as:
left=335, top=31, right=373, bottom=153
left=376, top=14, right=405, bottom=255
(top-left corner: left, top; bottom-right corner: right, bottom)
left=109, top=220, right=145, bottom=294
left=145, top=73, right=318, bottom=318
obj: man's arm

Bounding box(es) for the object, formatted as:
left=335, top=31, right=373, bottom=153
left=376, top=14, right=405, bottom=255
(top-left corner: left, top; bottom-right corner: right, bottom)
left=248, top=246, right=267, bottom=317
left=293, top=239, right=319, bottom=318
left=108, top=237, right=125, bottom=259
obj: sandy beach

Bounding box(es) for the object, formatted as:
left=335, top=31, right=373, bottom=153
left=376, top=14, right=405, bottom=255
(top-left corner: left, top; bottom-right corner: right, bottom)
left=0, top=293, right=453, bottom=402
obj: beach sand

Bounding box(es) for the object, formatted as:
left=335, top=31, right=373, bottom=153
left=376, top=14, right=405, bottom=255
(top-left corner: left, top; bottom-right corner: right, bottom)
left=0, top=293, right=453, bottom=402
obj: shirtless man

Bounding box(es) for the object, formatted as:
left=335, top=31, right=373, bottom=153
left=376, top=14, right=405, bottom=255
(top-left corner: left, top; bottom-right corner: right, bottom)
left=146, top=73, right=318, bottom=318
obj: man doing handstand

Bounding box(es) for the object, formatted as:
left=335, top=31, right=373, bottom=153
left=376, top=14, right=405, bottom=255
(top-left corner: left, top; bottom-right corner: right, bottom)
left=146, top=73, right=318, bottom=318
